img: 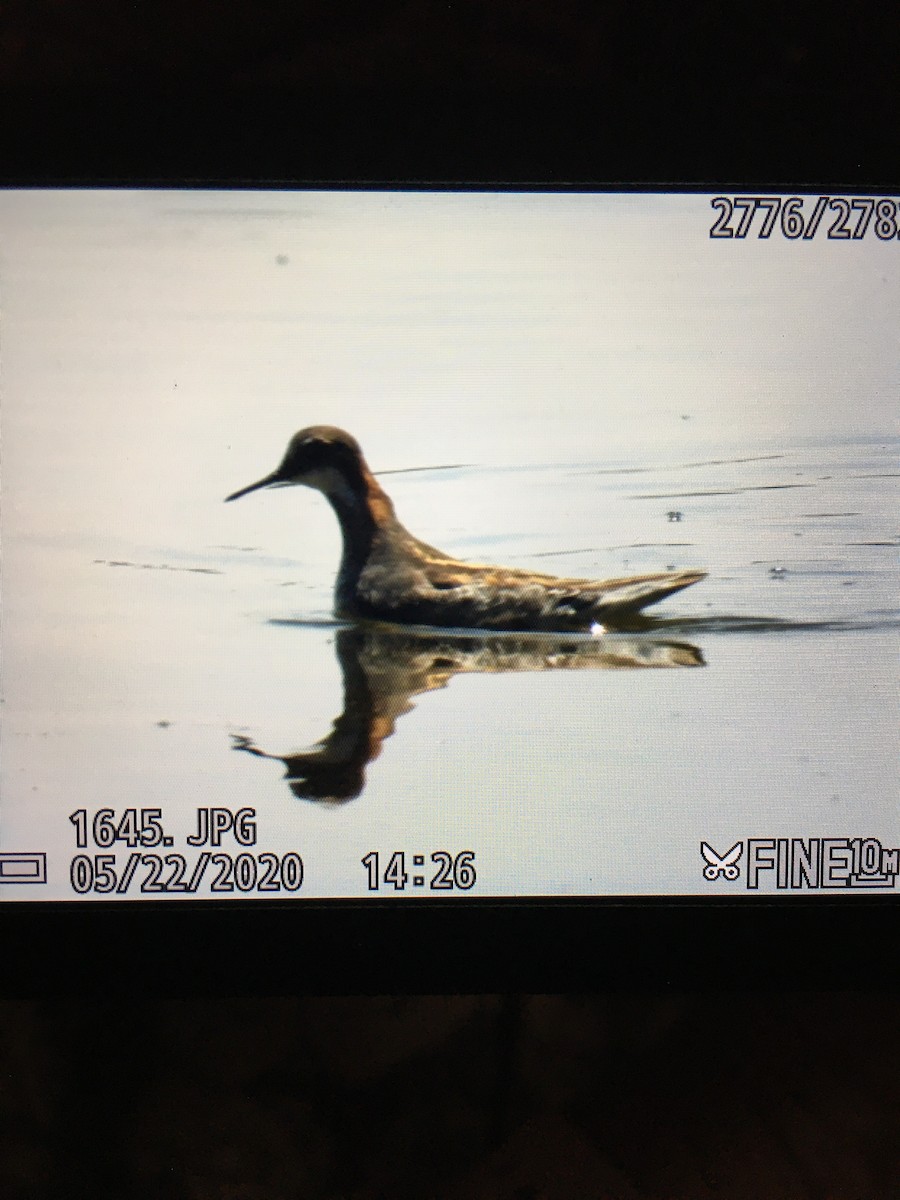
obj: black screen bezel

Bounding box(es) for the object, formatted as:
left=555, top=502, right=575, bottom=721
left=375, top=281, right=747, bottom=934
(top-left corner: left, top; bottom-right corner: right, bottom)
left=2, top=54, right=898, bottom=996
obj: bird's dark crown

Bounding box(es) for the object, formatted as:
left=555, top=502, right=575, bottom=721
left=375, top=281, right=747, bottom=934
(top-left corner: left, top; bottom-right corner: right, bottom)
left=275, top=426, right=366, bottom=485
left=226, top=425, right=381, bottom=504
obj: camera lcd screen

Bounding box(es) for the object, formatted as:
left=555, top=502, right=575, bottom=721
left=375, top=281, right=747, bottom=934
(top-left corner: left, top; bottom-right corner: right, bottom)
left=1, top=189, right=897, bottom=905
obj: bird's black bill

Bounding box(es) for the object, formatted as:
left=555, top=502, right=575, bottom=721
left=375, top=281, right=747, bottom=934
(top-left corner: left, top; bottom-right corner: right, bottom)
left=225, top=472, right=280, bottom=502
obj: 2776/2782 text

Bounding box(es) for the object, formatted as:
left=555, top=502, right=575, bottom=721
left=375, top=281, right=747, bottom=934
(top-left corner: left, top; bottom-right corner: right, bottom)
left=710, top=196, right=900, bottom=241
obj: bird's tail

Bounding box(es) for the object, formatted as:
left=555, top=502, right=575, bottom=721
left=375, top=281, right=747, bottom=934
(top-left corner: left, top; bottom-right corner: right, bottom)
left=591, top=570, right=707, bottom=616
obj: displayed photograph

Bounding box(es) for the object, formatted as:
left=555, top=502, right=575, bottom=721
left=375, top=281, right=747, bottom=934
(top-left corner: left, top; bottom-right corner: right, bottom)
left=1, top=189, right=897, bottom=900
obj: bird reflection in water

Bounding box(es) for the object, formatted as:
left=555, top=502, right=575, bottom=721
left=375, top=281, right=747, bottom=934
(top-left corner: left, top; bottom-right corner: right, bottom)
left=231, top=623, right=704, bottom=805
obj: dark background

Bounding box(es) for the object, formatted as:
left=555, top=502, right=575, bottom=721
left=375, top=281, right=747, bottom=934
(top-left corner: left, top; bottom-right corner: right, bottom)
left=4, top=993, right=899, bottom=1198
left=2, top=0, right=898, bottom=185
left=2, top=2, right=899, bottom=1196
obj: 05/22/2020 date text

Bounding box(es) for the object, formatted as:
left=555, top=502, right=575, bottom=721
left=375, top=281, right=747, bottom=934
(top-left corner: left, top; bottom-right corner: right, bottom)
left=69, top=850, right=305, bottom=895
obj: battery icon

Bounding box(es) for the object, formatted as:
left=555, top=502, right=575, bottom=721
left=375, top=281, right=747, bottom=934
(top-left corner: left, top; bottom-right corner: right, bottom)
left=0, top=853, right=47, bottom=884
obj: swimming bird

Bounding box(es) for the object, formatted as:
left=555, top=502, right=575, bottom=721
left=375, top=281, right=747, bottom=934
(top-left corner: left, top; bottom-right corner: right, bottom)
left=226, top=426, right=705, bottom=631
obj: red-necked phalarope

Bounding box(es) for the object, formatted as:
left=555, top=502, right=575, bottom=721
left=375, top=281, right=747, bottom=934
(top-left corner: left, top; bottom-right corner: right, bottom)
left=226, top=426, right=705, bottom=631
